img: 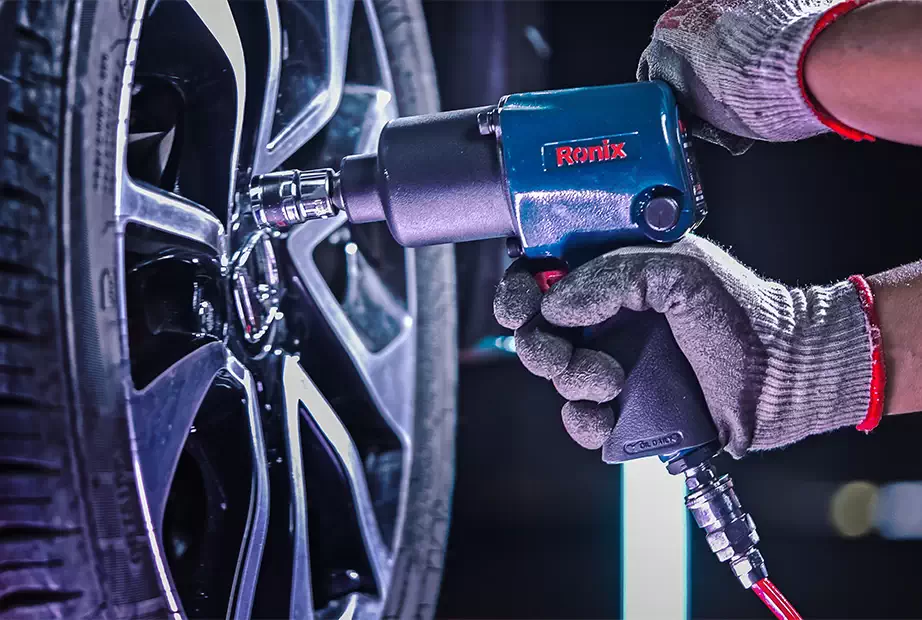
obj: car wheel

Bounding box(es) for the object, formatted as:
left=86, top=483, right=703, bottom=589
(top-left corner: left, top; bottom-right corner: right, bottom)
left=0, top=0, right=456, bottom=617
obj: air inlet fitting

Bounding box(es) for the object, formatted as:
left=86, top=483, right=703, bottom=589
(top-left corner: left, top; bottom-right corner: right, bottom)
left=683, top=459, right=768, bottom=589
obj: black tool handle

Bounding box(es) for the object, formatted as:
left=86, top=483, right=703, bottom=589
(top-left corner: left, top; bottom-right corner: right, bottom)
left=589, top=310, right=717, bottom=464
left=530, top=264, right=718, bottom=463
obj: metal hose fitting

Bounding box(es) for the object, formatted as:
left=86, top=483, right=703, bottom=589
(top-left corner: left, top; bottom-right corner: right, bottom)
left=249, top=168, right=340, bottom=229
left=683, top=460, right=768, bottom=589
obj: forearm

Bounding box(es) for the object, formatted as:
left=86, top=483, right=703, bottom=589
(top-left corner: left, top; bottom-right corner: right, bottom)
left=805, top=0, right=922, bottom=146
left=868, top=262, right=922, bottom=415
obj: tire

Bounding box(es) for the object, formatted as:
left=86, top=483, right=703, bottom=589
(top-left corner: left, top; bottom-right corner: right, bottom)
left=375, top=0, right=458, bottom=618
left=374, top=0, right=457, bottom=616
left=0, top=0, right=456, bottom=617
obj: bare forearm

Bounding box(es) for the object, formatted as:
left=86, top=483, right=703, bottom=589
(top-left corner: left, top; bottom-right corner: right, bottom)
left=868, top=262, right=922, bottom=415
left=805, top=0, right=922, bottom=146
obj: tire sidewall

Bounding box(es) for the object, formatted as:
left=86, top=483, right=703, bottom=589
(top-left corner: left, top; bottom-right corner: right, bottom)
left=62, top=0, right=167, bottom=612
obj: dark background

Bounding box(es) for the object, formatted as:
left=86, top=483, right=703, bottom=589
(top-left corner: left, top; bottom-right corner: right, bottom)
left=423, top=1, right=922, bottom=618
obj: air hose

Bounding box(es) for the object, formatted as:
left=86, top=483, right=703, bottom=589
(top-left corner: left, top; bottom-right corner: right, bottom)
left=752, top=578, right=803, bottom=620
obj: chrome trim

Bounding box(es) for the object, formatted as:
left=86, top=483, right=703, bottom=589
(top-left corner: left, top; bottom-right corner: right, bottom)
left=232, top=230, right=281, bottom=343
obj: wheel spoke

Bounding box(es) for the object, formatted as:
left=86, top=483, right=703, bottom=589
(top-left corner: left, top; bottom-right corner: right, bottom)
left=281, top=355, right=314, bottom=619
left=130, top=341, right=229, bottom=529
left=119, top=177, right=227, bottom=255
left=287, top=215, right=416, bottom=445
left=253, top=0, right=355, bottom=174
left=283, top=356, right=391, bottom=602
left=285, top=74, right=413, bottom=442
left=343, top=84, right=397, bottom=156
left=183, top=0, right=247, bottom=221
left=225, top=357, right=271, bottom=620
left=359, top=0, right=396, bottom=94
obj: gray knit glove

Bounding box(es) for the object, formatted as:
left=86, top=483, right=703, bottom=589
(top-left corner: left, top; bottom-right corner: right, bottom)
left=637, top=0, right=871, bottom=153
left=494, top=235, right=876, bottom=458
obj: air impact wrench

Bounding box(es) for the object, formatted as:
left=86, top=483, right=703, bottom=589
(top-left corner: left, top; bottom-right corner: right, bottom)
left=250, top=81, right=781, bottom=605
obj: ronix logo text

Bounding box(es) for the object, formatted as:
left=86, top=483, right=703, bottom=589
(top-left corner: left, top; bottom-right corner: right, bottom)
left=556, top=139, right=625, bottom=166
left=542, top=135, right=631, bottom=171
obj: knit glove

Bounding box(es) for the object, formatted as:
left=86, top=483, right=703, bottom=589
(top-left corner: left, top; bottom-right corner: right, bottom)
left=637, top=0, right=876, bottom=153
left=494, top=235, right=884, bottom=458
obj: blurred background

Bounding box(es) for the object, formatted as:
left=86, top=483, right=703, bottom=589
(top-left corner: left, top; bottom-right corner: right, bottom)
left=421, top=1, right=922, bottom=618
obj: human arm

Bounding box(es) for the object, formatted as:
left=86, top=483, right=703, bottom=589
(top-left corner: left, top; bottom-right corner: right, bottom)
left=638, top=0, right=922, bottom=149
left=804, top=0, right=922, bottom=146
left=870, top=262, right=922, bottom=414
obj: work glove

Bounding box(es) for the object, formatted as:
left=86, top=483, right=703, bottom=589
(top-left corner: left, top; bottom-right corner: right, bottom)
left=637, top=0, right=876, bottom=154
left=494, top=235, right=884, bottom=458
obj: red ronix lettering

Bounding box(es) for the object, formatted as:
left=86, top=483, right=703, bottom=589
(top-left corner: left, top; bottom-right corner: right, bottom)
left=556, top=146, right=574, bottom=166
left=608, top=141, right=627, bottom=159
left=556, top=139, right=626, bottom=167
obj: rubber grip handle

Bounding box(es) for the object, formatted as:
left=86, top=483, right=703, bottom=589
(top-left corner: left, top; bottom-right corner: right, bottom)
left=588, top=310, right=718, bottom=463
left=530, top=263, right=718, bottom=463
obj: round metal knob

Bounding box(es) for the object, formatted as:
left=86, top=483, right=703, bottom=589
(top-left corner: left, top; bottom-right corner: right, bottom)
left=644, top=196, right=680, bottom=232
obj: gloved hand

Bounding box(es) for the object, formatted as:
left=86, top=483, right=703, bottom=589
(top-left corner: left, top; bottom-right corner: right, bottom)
left=494, top=235, right=883, bottom=458
left=637, top=0, right=876, bottom=153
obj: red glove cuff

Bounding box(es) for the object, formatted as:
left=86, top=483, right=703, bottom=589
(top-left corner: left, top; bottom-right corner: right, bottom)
left=797, top=0, right=877, bottom=142
left=848, top=275, right=886, bottom=432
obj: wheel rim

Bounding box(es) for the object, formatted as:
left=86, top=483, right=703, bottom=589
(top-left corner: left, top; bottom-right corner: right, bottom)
left=112, top=1, right=414, bottom=617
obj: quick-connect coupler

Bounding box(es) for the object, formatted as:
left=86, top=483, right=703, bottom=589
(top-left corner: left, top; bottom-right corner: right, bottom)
left=668, top=446, right=768, bottom=589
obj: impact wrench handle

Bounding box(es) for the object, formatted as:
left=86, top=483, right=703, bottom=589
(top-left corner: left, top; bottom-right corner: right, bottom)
left=530, top=261, right=719, bottom=464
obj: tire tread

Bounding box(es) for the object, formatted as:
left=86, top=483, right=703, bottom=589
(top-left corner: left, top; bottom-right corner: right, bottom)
left=0, top=2, right=96, bottom=618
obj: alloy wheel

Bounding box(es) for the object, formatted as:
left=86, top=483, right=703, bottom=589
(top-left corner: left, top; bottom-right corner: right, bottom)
left=113, top=0, right=415, bottom=617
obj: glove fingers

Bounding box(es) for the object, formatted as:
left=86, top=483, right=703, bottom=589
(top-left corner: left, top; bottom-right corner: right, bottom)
left=514, top=316, right=573, bottom=380
left=541, top=242, right=706, bottom=328
left=494, top=259, right=542, bottom=330
left=561, top=401, right=615, bottom=450
left=540, top=253, right=647, bottom=328
left=553, top=348, right=625, bottom=403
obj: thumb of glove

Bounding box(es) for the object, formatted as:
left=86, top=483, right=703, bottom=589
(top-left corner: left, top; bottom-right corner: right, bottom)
left=637, top=41, right=754, bottom=155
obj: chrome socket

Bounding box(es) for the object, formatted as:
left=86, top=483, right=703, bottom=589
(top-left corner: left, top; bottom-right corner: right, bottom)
left=249, top=168, right=340, bottom=230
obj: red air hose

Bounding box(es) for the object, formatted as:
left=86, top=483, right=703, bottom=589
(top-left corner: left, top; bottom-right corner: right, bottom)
left=751, top=578, right=802, bottom=620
